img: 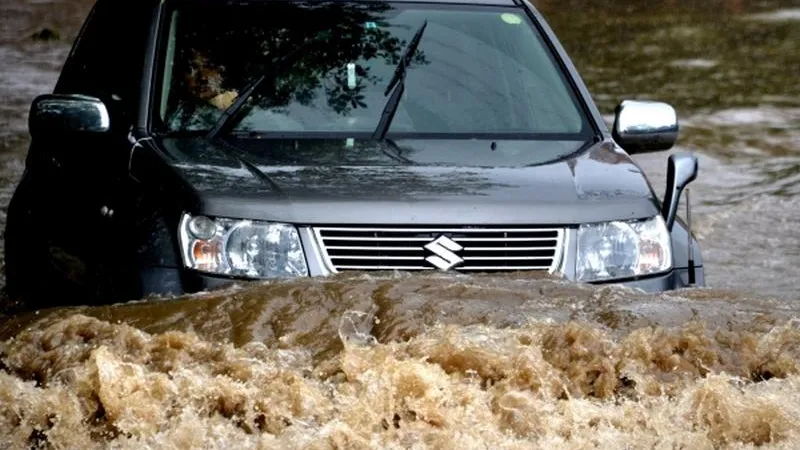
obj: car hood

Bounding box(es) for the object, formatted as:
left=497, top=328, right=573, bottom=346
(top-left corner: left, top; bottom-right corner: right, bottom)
left=136, top=137, right=660, bottom=225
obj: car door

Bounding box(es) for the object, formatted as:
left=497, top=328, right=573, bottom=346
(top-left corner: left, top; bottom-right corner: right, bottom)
left=19, top=0, right=154, bottom=304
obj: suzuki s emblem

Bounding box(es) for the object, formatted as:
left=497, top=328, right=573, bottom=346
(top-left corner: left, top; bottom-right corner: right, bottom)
left=424, top=235, right=464, bottom=271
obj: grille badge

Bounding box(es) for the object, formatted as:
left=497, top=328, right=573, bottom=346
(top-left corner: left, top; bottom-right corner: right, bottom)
left=424, top=235, right=464, bottom=271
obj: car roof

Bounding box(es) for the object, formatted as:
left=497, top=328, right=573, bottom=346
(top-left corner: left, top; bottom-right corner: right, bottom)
left=157, top=0, right=521, bottom=7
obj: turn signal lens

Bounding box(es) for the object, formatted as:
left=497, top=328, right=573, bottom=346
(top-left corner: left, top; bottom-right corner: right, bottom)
left=191, top=239, right=222, bottom=272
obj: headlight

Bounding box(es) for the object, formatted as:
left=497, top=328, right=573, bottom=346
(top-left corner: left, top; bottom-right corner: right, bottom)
left=178, top=213, right=309, bottom=278
left=576, top=215, right=671, bottom=282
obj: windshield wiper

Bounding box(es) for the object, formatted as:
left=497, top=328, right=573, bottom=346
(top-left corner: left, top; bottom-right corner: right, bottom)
left=371, top=20, right=427, bottom=141
left=205, top=43, right=311, bottom=141
left=205, top=75, right=267, bottom=141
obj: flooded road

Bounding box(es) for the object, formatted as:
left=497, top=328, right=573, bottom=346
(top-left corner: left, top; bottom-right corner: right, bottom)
left=1, top=0, right=799, bottom=448
left=2, top=275, right=800, bottom=448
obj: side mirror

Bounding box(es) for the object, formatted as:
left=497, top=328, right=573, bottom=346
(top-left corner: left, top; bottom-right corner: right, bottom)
left=661, top=152, right=698, bottom=231
left=29, top=94, right=110, bottom=138
left=612, top=100, right=678, bottom=153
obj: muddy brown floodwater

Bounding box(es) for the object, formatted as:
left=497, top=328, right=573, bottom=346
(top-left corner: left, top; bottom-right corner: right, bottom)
left=1, top=0, right=799, bottom=449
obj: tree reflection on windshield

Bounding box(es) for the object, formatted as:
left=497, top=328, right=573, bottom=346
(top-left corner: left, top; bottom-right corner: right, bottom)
left=161, top=1, right=428, bottom=131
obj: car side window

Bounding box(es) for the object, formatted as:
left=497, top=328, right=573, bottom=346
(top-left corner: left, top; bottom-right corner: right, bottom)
left=55, top=0, right=152, bottom=126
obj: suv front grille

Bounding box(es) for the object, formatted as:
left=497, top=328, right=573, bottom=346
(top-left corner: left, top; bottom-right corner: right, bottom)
left=312, top=226, right=565, bottom=273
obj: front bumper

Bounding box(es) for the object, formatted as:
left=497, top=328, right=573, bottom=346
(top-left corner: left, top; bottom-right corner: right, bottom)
left=589, top=267, right=704, bottom=293
left=139, top=265, right=704, bottom=300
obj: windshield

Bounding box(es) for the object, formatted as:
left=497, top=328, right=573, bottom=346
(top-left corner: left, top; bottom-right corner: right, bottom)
left=154, top=0, right=592, bottom=141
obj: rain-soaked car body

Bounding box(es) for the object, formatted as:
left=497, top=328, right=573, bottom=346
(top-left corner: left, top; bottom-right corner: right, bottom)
left=4, top=0, right=703, bottom=308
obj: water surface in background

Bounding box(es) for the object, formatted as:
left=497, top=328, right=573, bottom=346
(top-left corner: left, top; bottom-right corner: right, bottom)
left=539, top=0, right=800, bottom=300
left=1, top=0, right=799, bottom=448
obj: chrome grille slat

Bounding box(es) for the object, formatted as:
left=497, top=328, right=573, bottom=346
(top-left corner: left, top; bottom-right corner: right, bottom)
left=326, top=246, right=427, bottom=251
left=335, top=265, right=435, bottom=270
left=462, top=247, right=554, bottom=251
left=329, top=255, right=426, bottom=260
left=453, top=237, right=556, bottom=242
left=315, top=227, right=561, bottom=232
left=313, top=226, right=565, bottom=273
left=462, top=256, right=553, bottom=260
left=458, top=266, right=550, bottom=271
left=322, top=236, right=433, bottom=241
